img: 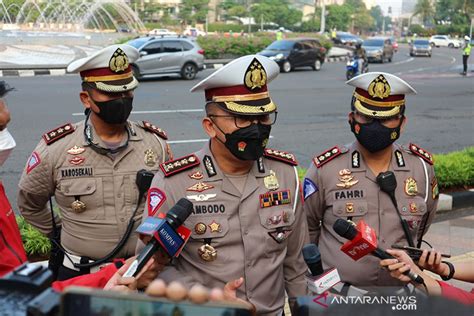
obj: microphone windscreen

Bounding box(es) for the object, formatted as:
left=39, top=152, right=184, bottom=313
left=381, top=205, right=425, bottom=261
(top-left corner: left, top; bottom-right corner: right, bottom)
left=302, top=244, right=321, bottom=264
left=333, top=219, right=358, bottom=240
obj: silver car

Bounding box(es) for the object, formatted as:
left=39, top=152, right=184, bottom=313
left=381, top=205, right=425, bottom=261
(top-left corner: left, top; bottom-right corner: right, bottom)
left=127, top=36, right=205, bottom=80
left=410, top=39, right=432, bottom=57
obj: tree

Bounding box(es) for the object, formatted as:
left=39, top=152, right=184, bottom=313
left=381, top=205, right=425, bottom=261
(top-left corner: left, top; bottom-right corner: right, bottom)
left=325, top=4, right=352, bottom=31
left=250, top=0, right=302, bottom=29
left=412, top=0, right=435, bottom=26
left=179, top=0, right=210, bottom=25
left=370, top=5, right=391, bottom=31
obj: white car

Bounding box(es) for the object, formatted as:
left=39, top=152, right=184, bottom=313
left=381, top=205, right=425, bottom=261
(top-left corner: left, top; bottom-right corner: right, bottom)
left=429, top=35, right=461, bottom=48
left=148, top=28, right=177, bottom=36
left=183, top=28, right=206, bottom=37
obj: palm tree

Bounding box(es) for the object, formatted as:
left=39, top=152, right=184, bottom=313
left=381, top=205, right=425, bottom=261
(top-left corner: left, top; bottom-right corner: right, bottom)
left=413, top=0, right=435, bottom=26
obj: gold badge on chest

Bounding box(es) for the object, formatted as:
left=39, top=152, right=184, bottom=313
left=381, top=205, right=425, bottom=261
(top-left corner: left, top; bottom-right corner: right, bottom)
left=71, top=200, right=86, bottom=213
left=198, top=244, right=217, bottom=262
left=336, top=169, right=359, bottom=189
left=187, top=182, right=214, bottom=192
left=144, top=149, right=157, bottom=167
left=264, top=170, right=279, bottom=191
left=405, top=177, right=418, bottom=196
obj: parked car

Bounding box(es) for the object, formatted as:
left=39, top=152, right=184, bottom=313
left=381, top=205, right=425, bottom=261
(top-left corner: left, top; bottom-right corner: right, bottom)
left=362, top=37, right=394, bottom=63
left=127, top=36, right=204, bottom=80
left=258, top=38, right=327, bottom=73
left=147, top=28, right=177, bottom=36
left=183, top=27, right=206, bottom=37
left=410, top=39, right=432, bottom=57
left=333, top=32, right=363, bottom=46
left=429, top=35, right=461, bottom=48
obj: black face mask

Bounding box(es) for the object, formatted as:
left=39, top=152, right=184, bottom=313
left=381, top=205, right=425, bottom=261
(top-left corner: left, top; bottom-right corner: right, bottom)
left=350, top=116, right=403, bottom=153
left=213, top=121, right=272, bottom=161
left=92, top=97, right=133, bottom=124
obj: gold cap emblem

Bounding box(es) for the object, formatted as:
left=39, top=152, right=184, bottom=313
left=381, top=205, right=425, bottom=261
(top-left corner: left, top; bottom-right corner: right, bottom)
left=109, top=48, right=129, bottom=73
left=368, top=75, right=391, bottom=99
left=244, top=58, right=267, bottom=91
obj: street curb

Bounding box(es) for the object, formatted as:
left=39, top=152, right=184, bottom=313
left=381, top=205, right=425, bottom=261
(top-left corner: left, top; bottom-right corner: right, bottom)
left=437, top=190, right=474, bottom=213
left=1, top=55, right=350, bottom=77
left=0, top=69, right=67, bottom=77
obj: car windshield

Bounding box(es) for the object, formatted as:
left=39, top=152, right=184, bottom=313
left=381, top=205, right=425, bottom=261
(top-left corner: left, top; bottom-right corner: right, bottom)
left=363, top=39, right=384, bottom=46
left=414, top=40, right=429, bottom=45
left=266, top=40, right=294, bottom=50
left=127, top=38, right=149, bottom=49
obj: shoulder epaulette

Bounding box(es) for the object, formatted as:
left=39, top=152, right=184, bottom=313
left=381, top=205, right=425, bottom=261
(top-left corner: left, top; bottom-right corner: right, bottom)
left=141, top=121, right=168, bottom=140
left=313, top=146, right=345, bottom=168
left=159, top=154, right=200, bottom=177
left=42, top=123, right=74, bottom=145
left=408, top=143, right=434, bottom=165
left=263, top=148, right=298, bottom=166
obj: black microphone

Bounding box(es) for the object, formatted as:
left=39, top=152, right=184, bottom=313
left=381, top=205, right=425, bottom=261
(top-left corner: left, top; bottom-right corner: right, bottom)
left=302, top=244, right=324, bottom=276
left=124, top=198, right=193, bottom=277
left=333, top=219, right=424, bottom=284
left=376, top=171, right=415, bottom=247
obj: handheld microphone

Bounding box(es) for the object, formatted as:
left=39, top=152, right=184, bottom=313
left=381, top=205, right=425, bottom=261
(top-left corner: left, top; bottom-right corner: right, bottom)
left=302, top=244, right=341, bottom=294
left=376, top=171, right=415, bottom=247
left=124, top=198, right=193, bottom=277
left=333, top=219, right=424, bottom=284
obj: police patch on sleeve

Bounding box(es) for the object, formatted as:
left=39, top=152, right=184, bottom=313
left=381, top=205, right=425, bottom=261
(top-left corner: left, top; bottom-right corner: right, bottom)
left=303, top=178, right=318, bottom=200
left=26, top=152, right=41, bottom=174
left=147, top=188, right=166, bottom=217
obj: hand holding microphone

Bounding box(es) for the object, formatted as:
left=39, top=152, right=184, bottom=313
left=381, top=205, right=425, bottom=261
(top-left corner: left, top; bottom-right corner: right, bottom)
left=124, top=198, right=193, bottom=278
left=333, top=218, right=424, bottom=284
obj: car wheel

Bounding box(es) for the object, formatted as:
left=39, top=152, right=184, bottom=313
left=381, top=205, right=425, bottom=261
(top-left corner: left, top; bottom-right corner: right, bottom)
left=388, top=55, right=392, bottom=62
left=346, top=69, right=354, bottom=80
left=428, top=54, right=432, bottom=57
left=281, top=60, right=292, bottom=73
left=410, top=52, right=414, bottom=56
left=448, top=43, right=454, bottom=48
left=430, top=42, right=435, bottom=47
left=181, top=63, right=197, bottom=80
left=380, top=54, right=385, bottom=63
left=312, top=59, right=322, bottom=71
left=131, top=65, right=141, bottom=80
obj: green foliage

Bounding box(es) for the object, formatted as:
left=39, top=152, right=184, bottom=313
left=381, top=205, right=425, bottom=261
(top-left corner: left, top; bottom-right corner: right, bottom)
left=434, top=147, right=474, bottom=189
left=413, top=0, right=435, bottom=26
left=16, top=216, right=51, bottom=257
left=197, top=35, right=273, bottom=58
left=207, top=23, right=247, bottom=33
left=325, top=4, right=352, bottom=31
left=409, top=24, right=431, bottom=36
left=179, top=0, right=210, bottom=25
left=250, top=0, right=303, bottom=29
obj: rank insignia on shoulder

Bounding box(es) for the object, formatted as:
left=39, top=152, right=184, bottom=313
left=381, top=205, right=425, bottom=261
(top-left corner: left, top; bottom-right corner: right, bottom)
left=160, top=154, right=200, bottom=177
left=313, top=146, right=343, bottom=168
left=43, top=123, right=74, bottom=145
left=264, top=148, right=298, bottom=166
left=408, top=143, right=433, bottom=165
left=142, top=121, right=168, bottom=140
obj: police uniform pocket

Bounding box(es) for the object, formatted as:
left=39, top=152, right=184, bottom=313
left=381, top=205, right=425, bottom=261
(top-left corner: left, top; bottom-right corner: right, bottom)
left=186, top=214, right=229, bottom=241
left=332, top=200, right=368, bottom=219
left=258, top=207, right=295, bottom=257
left=400, top=198, right=427, bottom=233
left=55, top=178, right=105, bottom=220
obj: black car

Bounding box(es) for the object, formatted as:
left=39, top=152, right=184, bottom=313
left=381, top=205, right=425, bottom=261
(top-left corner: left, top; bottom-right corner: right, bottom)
left=258, top=38, right=327, bottom=73
left=333, top=32, right=363, bottom=46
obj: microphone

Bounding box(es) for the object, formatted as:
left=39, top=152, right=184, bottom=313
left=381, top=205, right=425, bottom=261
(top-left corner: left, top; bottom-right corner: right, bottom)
left=124, top=198, right=193, bottom=277
left=302, top=244, right=341, bottom=294
left=376, top=171, right=415, bottom=247
left=333, top=219, right=424, bottom=284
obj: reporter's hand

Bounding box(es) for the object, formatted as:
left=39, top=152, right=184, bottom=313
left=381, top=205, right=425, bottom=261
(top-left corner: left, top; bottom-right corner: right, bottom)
left=417, top=249, right=447, bottom=276
left=136, top=249, right=169, bottom=289
left=380, top=249, right=424, bottom=283
left=104, top=256, right=155, bottom=292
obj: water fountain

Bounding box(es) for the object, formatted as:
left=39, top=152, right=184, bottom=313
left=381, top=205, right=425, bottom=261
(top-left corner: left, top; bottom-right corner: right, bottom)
left=0, top=0, right=146, bottom=32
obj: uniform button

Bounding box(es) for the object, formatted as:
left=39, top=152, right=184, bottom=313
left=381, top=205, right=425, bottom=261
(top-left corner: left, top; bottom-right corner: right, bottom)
left=117, top=193, right=121, bottom=198
left=114, top=166, right=118, bottom=170
left=381, top=239, right=386, bottom=243
left=120, top=217, right=125, bottom=222
left=244, top=230, right=249, bottom=235
left=65, top=189, right=69, bottom=193
left=86, top=186, right=91, bottom=190
left=336, top=210, right=342, bottom=215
